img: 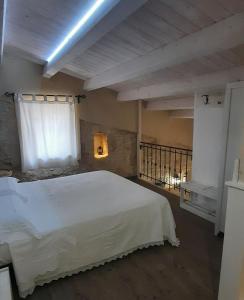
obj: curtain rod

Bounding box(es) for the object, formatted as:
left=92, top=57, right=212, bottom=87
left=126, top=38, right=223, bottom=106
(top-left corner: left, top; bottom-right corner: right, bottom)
left=4, top=92, right=15, bottom=102
left=3, top=92, right=86, bottom=103
left=4, top=92, right=15, bottom=97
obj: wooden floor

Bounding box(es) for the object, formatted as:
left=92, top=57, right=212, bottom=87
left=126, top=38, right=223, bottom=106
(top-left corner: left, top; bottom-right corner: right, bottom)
left=12, top=180, right=223, bottom=300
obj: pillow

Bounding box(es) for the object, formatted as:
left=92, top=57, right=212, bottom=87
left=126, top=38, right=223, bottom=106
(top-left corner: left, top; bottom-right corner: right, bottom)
left=0, top=179, right=42, bottom=245
left=11, top=192, right=43, bottom=238
left=16, top=181, right=61, bottom=233
left=0, top=176, right=19, bottom=192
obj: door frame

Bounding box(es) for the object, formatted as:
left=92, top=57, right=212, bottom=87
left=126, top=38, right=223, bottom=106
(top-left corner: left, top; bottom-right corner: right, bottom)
left=215, top=81, right=244, bottom=234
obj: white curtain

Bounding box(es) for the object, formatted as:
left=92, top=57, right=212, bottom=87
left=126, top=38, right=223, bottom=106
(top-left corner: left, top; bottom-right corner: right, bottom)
left=16, top=95, right=78, bottom=171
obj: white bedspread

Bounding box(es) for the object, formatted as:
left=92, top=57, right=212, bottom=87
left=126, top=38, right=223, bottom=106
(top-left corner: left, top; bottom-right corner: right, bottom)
left=8, top=171, right=179, bottom=297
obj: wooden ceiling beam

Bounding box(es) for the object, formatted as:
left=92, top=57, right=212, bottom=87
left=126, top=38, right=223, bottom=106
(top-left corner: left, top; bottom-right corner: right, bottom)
left=118, top=66, right=244, bottom=101
left=169, top=110, right=194, bottom=119
left=0, top=0, right=6, bottom=63
left=84, top=12, right=244, bottom=90
left=43, top=0, right=147, bottom=78
left=62, top=65, right=88, bottom=81
left=145, top=97, right=194, bottom=111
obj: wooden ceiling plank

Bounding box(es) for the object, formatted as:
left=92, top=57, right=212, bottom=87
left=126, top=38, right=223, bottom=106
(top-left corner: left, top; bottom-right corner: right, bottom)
left=90, top=40, right=132, bottom=61
left=112, top=23, right=157, bottom=52
left=159, top=0, right=213, bottom=28
left=217, top=0, right=244, bottom=14
left=186, top=0, right=231, bottom=22
left=71, top=58, right=111, bottom=75
left=145, top=0, right=199, bottom=34
left=117, top=66, right=244, bottom=101
left=99, top=35, right=140, bottom=58
left=212, top=48, right=244, bottom=67
left=62, top=66, right=89, bottom=80
left=126, top=18, right=164, bottom=46
left=106, top=33, right=144, bottom=55
left=204, top=53, right=237, bottom=70
left=135, top=8, right=185, bottom=40
left=5, top=0, right=98, bottom=61
left=146, top=97, right=194, bottom=110
left=109, top=67, right=186, bottom=92
left=43, top=0, right=148, bottom=78
left=83, top=48, right=119, bottom=64
left=178, top=59, right=213, bottom=77
left=169, top=109, right=194, bottom=119
left=84, top=12, right=244, bottom=91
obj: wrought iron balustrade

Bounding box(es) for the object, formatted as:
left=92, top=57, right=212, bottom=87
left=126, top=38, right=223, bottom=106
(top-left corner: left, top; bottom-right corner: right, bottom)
left=139, top=142, right=192, bottom=192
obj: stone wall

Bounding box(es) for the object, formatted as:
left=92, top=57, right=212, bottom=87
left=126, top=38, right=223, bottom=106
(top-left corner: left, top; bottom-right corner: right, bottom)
left=80, top=119, right=137, bottom=178
left=0, top=95, right=21, bottom=169
left=0, top=96, right=137, bottom=179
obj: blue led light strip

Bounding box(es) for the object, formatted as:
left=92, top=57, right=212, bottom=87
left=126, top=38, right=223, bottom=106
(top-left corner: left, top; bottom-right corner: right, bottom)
left=47, top=0, right=105, bottom=62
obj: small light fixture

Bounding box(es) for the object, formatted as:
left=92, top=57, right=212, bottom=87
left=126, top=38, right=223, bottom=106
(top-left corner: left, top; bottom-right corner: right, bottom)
left=47, top=0, right=105, bottom=62
left=202, top=94, right=209, bottom=105
left=94, top=132, right=108, bottom=159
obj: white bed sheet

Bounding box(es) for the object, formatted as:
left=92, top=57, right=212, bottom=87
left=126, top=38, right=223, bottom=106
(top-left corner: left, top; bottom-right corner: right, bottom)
left=8, top=171, right=179, bottom=298
left=0, top=244, right=11, bottom=266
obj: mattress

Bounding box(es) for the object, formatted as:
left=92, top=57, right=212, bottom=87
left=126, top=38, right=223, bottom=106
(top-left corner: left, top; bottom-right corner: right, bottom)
left=4, top=171, right=179, bottom=297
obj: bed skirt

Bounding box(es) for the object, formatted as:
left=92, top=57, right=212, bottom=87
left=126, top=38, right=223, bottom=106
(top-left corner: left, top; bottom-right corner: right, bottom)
left=20, top=238, right=179, bottom=298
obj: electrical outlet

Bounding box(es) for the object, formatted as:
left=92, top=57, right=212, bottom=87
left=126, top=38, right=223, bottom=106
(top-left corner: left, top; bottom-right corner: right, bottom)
left=212, top=95, right=224, bottom=107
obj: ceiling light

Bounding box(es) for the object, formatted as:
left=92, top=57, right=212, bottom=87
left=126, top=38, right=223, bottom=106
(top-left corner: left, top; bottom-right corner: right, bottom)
left=47, top=0, right=105, bottom=63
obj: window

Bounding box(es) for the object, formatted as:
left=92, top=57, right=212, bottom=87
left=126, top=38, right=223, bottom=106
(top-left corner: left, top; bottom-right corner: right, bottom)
left=16, top=94, right=78, bottom=171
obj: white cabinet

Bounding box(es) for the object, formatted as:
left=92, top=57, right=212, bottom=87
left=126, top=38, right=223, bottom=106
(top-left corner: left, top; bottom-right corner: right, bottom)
left=180, top=181, right=218, bottom=223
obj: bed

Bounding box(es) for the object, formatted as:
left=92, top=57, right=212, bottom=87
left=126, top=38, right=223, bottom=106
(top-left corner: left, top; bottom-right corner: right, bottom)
left=0, top=171, right=179, bottom=298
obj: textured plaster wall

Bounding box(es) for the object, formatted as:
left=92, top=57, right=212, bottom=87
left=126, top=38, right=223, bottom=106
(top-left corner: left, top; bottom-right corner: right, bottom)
left=142, top=107, right=193, bottom=149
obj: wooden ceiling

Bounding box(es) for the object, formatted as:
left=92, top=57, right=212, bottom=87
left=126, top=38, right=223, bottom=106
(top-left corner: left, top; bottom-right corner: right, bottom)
left=109, top=44, right=244, bottom=92
left=69, top=0, right=244, bottom=79
left=5, top=0, right=93, bottom=61
left=3, top=0, right=244, bottom=101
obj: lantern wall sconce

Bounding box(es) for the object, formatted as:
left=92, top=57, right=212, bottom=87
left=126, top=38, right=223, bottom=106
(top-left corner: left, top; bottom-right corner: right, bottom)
left=94, top=132, right=108, bottom=159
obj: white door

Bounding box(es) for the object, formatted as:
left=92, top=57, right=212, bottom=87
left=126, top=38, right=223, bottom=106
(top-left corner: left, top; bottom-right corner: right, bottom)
left=220, top=86, right=244, bottom=232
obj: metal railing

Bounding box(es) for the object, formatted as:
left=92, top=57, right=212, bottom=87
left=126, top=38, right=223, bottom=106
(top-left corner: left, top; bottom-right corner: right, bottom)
left=139, top=142, right=192, bottom=192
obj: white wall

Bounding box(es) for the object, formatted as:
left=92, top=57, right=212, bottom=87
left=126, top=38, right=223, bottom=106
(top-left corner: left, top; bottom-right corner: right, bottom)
left=79, top=88, right=138, bottom=133
left=192, top=93, right=225, bottom=187
left=142, top=107, right=193, bottom=149
left=0, top=53, right=42, bottom=94
left=0, top=53, right=85, bottom=95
